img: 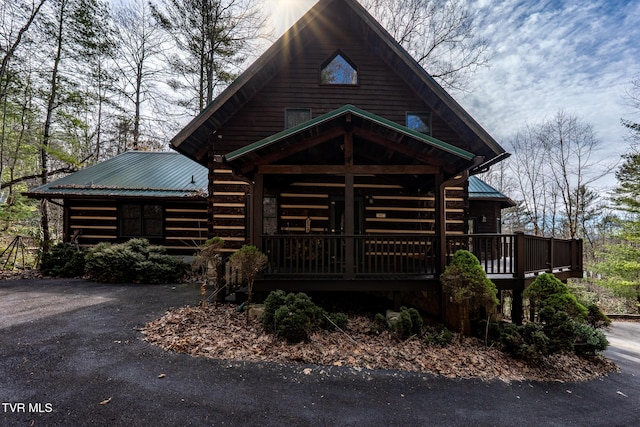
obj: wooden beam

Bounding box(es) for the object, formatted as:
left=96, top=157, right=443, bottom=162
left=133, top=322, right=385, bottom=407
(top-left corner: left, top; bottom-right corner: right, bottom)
left=251, top=173, right=264, bottom=249
left=240, top=127, right=346, bottom=174
left=352, top=128, right=445, bottom=166
left=257, top=164, right=439, bottom=175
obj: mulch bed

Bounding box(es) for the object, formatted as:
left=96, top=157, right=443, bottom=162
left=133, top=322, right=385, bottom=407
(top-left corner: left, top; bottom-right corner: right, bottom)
left=142, top=303, right=618, bottom=383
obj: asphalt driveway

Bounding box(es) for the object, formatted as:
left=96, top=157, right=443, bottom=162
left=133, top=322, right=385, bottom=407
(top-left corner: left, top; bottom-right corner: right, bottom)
left=1, top=278, right=638, bottom=426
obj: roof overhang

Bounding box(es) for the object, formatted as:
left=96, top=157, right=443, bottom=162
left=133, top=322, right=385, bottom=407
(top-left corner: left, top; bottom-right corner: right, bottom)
left=24, top=151, right=208, bottom=201
left=223, top=105, right=480, bottom=189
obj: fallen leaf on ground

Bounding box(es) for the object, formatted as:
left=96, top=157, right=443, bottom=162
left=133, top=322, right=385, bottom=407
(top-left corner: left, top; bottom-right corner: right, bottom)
left=141, top=304, right=619, bottom=383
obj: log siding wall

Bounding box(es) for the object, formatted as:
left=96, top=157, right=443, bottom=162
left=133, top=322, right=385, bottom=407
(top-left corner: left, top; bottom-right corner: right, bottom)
left=207, top=169, right=468, bottom=247
left=65, top=199, right=208, bottom=256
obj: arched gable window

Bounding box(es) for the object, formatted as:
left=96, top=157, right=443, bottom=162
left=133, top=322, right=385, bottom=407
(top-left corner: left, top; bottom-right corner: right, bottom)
left=321, top=52, right=358, bottom=85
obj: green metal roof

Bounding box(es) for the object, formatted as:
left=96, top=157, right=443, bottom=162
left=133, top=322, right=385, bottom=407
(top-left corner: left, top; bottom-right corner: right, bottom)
left=469, top=176, right=515, bottom=205
left=26, top=151, right=208, bottom=199
left=224, top=104, right=475, bottom=162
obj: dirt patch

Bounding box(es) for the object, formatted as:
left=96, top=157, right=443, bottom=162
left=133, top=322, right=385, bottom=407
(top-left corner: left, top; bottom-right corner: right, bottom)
left=142, top=304, right=618, bottom=383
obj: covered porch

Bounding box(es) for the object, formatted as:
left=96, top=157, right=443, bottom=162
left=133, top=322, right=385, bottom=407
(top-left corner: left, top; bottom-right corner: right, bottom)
left=221, top=105, right=583, bottom=322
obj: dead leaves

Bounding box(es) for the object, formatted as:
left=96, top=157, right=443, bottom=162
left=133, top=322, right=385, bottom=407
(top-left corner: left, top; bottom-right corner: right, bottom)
left=141, top=304, right=618, bottom=383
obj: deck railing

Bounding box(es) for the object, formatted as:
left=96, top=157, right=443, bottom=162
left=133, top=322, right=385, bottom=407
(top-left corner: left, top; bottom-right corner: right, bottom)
left=261, top=232, right=582, bottom=280
left=262, top=234, right=437, bottom=278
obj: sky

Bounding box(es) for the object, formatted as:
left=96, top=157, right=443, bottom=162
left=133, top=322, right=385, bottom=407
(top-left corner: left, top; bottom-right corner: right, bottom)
left=267, top=0, right=640, bottom=191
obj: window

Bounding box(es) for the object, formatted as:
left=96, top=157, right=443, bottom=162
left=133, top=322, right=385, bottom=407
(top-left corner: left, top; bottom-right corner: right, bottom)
left=321, top=53, right=358, bottom=85
left=120, top=204, right=163, bottom=238
left=285, top=108, right=312, bottom=129
left=406, top=112, right=432, bottom=135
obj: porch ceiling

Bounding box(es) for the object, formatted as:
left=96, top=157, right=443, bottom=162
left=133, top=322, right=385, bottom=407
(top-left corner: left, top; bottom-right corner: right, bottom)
left=224, top=105, right=479, bottom=183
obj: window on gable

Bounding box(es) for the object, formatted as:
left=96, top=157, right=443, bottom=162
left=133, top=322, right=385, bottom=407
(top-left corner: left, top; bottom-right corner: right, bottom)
left=321, top=53, right=358, bottom=85
left=285, top=108, right=312, bottom=129
left=120, top=203, right=163, bottom=238
left=406, top=112, right=432, bottom=135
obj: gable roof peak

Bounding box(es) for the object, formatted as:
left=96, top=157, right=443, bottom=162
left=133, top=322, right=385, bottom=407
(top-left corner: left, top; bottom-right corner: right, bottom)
left=170, top=0, right=505, bottom=167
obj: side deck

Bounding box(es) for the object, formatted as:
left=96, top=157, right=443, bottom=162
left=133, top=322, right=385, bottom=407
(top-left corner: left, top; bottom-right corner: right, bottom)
left=255, top=232, right=583, bottom=291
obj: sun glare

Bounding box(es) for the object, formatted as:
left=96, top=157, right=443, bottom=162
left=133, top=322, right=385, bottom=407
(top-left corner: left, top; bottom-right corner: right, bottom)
left=270, top=0, right=316, bottom=36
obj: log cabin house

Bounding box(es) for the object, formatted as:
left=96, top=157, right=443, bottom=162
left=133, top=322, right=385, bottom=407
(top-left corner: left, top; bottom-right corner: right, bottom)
left=28, top=0, right=583, bottom=324
left=167, top=0, right=583, bottom=322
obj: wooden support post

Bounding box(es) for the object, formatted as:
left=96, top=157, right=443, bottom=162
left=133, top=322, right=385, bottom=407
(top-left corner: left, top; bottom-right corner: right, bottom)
left=573, top=239, right=583, bottom=275
left=512, top=288, right=524, bottom=325
left=435, top=173, right=446, bottom=277
left=251, top=173, right=264, bottom=250
left=515, top=232, right=525, bottom=279
left=344, top=126, right=355, bottom=280
left=345, top=173, right=355, bottom=279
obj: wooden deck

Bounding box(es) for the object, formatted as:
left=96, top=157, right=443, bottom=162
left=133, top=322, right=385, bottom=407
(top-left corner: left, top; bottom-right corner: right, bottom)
left=256, top=232, right=583, bottom=293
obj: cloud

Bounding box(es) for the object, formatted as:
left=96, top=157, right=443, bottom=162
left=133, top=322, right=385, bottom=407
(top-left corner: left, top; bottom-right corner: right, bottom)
left=461, top=0, right=640, bottom=188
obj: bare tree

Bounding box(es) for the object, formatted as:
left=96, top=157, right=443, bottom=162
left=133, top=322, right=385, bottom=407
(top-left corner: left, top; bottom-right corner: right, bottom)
left=360, top=0, right=490, bottom=91
left=540, top=111, right=614, bottom=239
left=111, top=0, right=168, bottom=151
left=150, top=0, right=268, bottom=114
left=505, top=112, right=614, bottom=240
left=507, top=124, right=558, bottom=236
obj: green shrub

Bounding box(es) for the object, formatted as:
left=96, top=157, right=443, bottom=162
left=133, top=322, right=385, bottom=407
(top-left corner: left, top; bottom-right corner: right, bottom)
left=422, top=324, right=453, bottom=347
left=323, top=312, right=348, bottom=331
left=261, top=290, right=288, bottom=333
left=40, top=242, right=86, bottom=277
left=545, top=293, right=588, bottom=320
left=393, top=306, right=423, bottom=339
left=440, top=250, right=499, bottom=334
left=539, top=307, right=577, bottom=353
left=371, top=313, right=390, bottom=334
left=490, top=322, right=549, bottom=362
left=84, top=239, right=188, bottom=284
left=573, top=322, right=609, bottom=356
left=261, top=291, right=350, bottom=342
left=525, top=273, right=587, bottom=321
left=272, top=292, right=325, bottom=343
left=585, top=304, right=611, bottom=329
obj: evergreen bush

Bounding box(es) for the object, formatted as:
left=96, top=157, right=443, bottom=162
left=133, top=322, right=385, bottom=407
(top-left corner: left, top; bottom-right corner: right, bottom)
left=573, top=322, right=609, bottom=356
left=323, top=312, right=348, bottom=331
left=371, top=313, right=390, bottom=334
left=585, top=303, right=611, bottom=329
left=440, top=250, right=499, bottom=334
left=422, top=324, right=454, bottom=347
left=40, top=242, right=86, bottom=277
left=260, top=291, right=349, bottom=343
left=261, top=290, right=288, bottom=333
left=525, top=273, right=587, bottom=321
left=272, top=292, right=325, bottom=343
left=84, top=239, right=188, bottom=284
left=393, top=306, right=423, bottom=339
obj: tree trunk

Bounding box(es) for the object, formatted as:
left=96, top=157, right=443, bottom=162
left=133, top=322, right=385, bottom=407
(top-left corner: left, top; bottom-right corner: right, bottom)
left=40, top=0, right=67, bottom=251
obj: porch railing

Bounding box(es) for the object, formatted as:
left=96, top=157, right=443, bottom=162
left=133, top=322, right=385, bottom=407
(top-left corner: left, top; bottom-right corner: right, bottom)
left=261, top=232, right=582, bottom=280
left=262, top=234, right=436, bottom=278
